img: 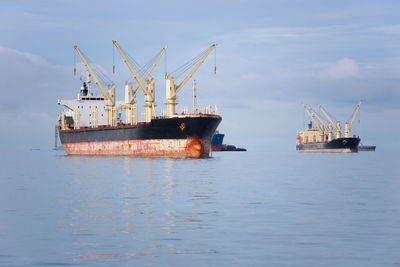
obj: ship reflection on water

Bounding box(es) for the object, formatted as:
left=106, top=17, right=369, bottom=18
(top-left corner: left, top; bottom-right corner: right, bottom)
left=61, top=155, right=219, bottom=262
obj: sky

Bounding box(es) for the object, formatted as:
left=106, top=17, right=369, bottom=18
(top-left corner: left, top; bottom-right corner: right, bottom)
left=0, top=0, right=399, bottom=151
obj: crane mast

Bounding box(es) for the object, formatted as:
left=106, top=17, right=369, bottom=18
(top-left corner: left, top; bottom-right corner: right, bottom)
left=166, top=44, right=216, bottom=117
left=319, top=105, right=341, bottom=139
left=112, top=40, right=167, bottom=122
left=345, top=101, right=362, bottom=138
left=73, top=44, right=116, bottom=126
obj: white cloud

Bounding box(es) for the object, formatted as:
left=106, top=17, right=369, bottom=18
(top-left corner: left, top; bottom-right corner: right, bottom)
left=0, top=10, right=67, bottom=31
left=0, top=46, right=78, bottom=111
left=0, top=46, right=76, bottom=149
left=215, top=23, right=400, bottom=48
left=316, top=58, right=361, bottom=79
left=361, top=25, right=400, bottom=35
left=216, top=27, right=309, bottom=45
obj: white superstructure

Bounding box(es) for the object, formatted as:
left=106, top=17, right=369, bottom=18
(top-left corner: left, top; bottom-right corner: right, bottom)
left=58, top=75, right=124, bottom=128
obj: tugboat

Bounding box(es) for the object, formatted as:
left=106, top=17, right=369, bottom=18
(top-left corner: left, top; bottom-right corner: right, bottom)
left=359, top=144, right=376, bottom=151
left=296, top=103, right=361, bottom=153
left=211, top=131, right=247, bottom=152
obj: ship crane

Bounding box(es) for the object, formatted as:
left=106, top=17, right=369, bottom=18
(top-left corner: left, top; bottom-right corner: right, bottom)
left=303, top=105, right=320, bottom=130
left=309, top=107, right=334, bottom=141
left=73, top=44, right=116, bottom=126
left=345, top=101, right=362, bottom=138
left=309, top=107, right=327, bottom=132
left=309, top=106, right=334, bottom=142
left=166, top=44, right=216, bottom=117
left=319, top=105, right=342, bottom=139
left=304, top=105, right=332, bottom=142
left=112, top=40, right=167, bottom=123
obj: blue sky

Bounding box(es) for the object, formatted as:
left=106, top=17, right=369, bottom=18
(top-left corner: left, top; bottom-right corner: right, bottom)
left=1, top=0, right=399, bottom=151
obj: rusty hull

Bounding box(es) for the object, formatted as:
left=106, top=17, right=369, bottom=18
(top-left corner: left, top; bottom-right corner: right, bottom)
left=59, top=115, right=221, bottom=158
left=62, top=137, right=211, bottom=158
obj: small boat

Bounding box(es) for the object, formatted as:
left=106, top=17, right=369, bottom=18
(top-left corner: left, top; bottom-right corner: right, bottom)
left=211, top=131, right=246, bottom=152
left=358, top=144, right=376, bottom=151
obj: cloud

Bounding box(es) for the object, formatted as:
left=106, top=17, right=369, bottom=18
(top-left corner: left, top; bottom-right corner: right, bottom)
left=0, top=46, right=77, bottom=111
left=315, top=58, right=361, bottom=79
left=0, top=46, right=77, bottom=149
left=360, top=25, right=400, bottom=35
left=283, top=59, right=400, bottom=107
left=215, top=24, right=400, bottom=60
left=216, top=27, right=312, bottom=46
left=0, top=9, right=68, bottom=31
left=205, top=50, right=400, bottom=110
left=211, top=23, right=400, bottom=109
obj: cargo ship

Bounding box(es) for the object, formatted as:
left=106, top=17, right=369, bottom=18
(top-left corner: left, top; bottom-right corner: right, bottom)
left=58, top=42, right=221, bottom=158
left=296, top=103, right=361, bottom=153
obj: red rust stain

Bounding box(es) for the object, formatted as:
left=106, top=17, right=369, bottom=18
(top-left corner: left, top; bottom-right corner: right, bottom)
left=185, top=137, right=202, bottom=158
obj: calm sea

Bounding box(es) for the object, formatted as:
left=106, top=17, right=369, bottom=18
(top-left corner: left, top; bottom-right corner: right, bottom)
left=1, top=149, right=399, bottom=266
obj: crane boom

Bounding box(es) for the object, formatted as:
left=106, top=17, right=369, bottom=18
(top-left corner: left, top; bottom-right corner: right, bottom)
left=303, top=105, right=319, bottom=129
left=348, top=101, right=362, bottom=126
left=112, top=40, right=149, bottom=96
left=165, top=44, right=217, bottom=117
left=113, top=40, right=167, bottom=122
left=319, top=104, right=342, bottom=138
left=176, top=44, right=216, bottom=93
left=73, top=45, right=111, bottom=101
left=344, top=101, right=362, bottom=138
left=134, top=46, right=167, bottom=93
left=308, top=107, right=326, bottom=131
left=319, top=105, right=338, bottom=131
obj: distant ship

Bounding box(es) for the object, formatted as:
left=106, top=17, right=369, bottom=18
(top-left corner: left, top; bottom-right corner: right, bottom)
left=57, top=42, right=221, bottom=158
left=211, top=131, right=225, bottom=151
left=296, top=103, right=361, bottom=153
left=358, top=144, right=376, bottom=151
left=211, top=131, right=246, bottom=152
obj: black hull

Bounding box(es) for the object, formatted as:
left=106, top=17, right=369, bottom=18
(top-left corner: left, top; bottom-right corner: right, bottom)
left=60, top=116, right=221, bottom=143
left=296, top=137, right=360, bottom=153
left=59, top=115, right=222, bottom=157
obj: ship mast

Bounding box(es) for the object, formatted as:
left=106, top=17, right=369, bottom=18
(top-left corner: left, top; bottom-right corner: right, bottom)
left=166, top=44, right=216, bottom=117
left=73, top=44, right=116, bottom=126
